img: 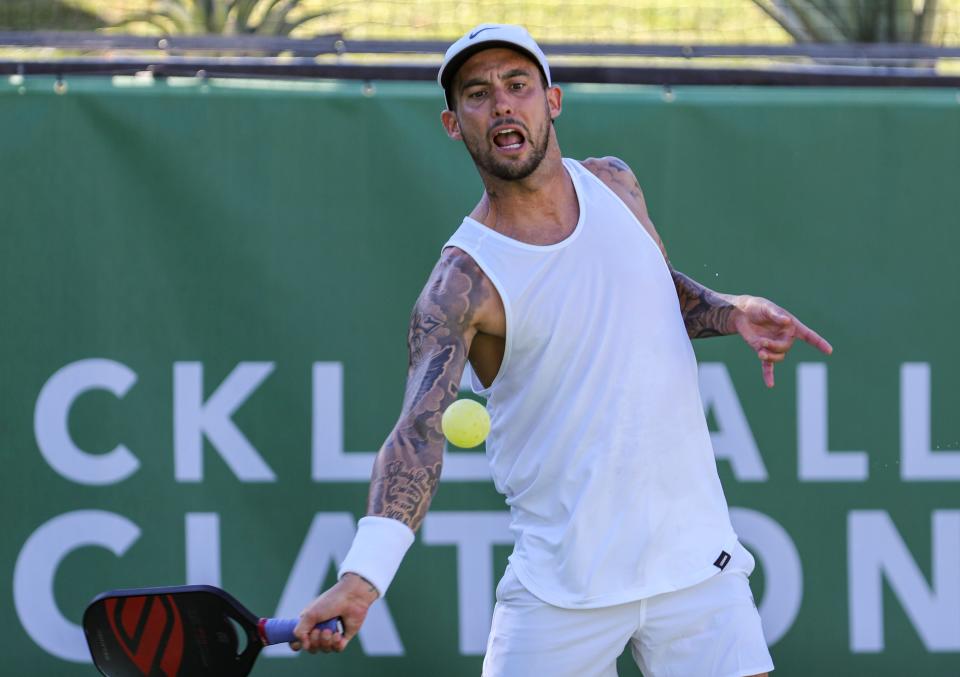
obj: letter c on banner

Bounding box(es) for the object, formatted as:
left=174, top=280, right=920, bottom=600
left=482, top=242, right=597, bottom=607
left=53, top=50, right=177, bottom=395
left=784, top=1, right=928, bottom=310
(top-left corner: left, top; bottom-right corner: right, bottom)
left=13, top=510, right=141, bottom=662
left=35, top=359, right=140, bottom=485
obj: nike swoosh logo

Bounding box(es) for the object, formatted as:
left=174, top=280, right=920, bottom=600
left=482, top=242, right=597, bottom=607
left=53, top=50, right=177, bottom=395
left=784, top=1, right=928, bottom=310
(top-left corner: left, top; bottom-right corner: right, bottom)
left=469, top=27, right=498, bottom=39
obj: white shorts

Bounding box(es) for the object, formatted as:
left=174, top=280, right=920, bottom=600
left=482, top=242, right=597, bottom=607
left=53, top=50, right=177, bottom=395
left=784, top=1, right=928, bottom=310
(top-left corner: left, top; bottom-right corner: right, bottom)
left=482, top=546, right=773, bottom=677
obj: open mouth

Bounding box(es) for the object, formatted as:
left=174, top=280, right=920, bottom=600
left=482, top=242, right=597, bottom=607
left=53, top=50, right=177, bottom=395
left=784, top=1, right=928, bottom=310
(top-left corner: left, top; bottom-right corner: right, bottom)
left=492, top=126, right=526, bottom=152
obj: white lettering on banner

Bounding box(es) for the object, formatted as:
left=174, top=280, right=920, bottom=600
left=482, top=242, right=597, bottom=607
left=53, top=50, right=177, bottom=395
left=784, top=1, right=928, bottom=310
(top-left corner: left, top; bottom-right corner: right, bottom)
left=421, top=512, right=513, bottom=654
left=698, top=363, right=768, bottom=481
left=263, top=513, right=404, bottom=658
left=798, top=363, right=868, bottom=481
left=730, top=508, right=803, bottom=646
left=34, top=358, right=140, bottom=485
left=311, top=362, right=490, bottom=482
left=15, top=507, right=960, bottom=663
left=32, top=361, right=960, bottom=485
left=186, top=513, right=221, bottom=586
left=901, top=363, right=960, bottom=480
left=174, top=362, right=277, bottom=482
left=13, top=510, right=141, bottom=662
left=311, top=362, right=372, bottom=481
left=848, top=510, right=960, bottom=652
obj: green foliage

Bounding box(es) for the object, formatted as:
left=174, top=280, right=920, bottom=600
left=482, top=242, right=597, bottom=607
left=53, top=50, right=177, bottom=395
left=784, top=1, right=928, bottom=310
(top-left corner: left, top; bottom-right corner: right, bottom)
left=116, top=0, right=333, bottom=36
left=752, top=0, right=941, bottom=43
left=0, top=0, right=105, bottom=30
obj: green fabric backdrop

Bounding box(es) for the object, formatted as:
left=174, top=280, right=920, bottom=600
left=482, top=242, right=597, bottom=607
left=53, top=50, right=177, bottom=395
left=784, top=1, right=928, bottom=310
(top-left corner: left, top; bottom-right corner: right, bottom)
left=1, top=76, right=958, bottom=676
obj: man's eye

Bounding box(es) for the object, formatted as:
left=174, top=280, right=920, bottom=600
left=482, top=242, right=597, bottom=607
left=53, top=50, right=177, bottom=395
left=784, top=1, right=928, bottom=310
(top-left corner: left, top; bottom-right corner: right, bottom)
left=469, top=90, right=486, bottom=99
left=511, top=82, right=526, bottom=90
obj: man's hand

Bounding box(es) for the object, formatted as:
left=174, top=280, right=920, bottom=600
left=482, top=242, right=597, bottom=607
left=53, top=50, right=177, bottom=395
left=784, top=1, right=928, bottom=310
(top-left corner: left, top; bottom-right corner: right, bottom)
left=290, top=573, right=379, bottom=654
left=732, top=296, right=833, bottom=388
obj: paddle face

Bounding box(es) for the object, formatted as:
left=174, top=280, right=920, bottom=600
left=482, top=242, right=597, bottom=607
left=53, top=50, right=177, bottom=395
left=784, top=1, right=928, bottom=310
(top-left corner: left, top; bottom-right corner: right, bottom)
left=83, top=585, right=262, bottom=677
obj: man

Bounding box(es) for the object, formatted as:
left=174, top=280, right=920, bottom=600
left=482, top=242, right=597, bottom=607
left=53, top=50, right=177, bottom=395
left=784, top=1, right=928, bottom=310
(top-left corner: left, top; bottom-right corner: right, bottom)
left=294, top=24, right=832, bottom=676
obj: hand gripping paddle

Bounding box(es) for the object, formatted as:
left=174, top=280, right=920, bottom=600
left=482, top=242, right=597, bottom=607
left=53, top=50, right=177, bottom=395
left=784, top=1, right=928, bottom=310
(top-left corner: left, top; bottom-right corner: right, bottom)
left=83, top=584, right=342, bottom=676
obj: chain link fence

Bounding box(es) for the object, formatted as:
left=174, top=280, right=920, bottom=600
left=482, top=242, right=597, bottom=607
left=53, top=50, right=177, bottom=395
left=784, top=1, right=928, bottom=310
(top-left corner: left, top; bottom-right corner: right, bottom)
left=2, top=1, right=959, bottom=85
left=1, top=1, right=959, bottom=46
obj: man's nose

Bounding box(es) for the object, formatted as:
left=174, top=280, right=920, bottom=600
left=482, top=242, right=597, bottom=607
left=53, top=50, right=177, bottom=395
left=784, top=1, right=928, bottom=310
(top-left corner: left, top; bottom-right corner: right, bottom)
left=491, top=86, right=513, bottom=117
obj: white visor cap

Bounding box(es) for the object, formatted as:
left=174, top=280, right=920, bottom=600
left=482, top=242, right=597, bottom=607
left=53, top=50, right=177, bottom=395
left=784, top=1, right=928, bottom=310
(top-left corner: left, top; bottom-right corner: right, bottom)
left=438, top=24, right=551, bottom=110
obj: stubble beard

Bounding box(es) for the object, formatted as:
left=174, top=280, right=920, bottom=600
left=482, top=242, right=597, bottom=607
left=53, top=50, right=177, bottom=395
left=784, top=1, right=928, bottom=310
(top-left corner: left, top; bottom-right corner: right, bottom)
left=462, top=108, right=552, bottom=182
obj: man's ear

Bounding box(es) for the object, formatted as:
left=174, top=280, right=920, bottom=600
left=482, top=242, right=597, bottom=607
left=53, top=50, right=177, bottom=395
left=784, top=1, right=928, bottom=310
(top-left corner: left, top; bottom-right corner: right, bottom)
left=441, top=109, right=462, bottom=141
left=547, top=85, right=563, bottom=121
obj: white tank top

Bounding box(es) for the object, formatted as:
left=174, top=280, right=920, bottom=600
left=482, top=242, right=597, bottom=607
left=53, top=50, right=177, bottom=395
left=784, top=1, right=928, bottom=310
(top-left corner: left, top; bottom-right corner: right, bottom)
left=444, top=158, right=738, bottom=608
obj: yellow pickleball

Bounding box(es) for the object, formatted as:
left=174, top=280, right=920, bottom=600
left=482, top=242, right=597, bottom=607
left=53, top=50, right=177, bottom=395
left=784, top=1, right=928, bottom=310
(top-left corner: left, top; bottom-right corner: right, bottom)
left=441, top=399, right=490, bottom=448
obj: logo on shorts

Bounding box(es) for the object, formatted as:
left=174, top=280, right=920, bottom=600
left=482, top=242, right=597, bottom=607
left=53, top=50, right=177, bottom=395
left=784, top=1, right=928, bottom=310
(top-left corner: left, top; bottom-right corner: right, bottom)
left=713, top=551, right=731, bottom=570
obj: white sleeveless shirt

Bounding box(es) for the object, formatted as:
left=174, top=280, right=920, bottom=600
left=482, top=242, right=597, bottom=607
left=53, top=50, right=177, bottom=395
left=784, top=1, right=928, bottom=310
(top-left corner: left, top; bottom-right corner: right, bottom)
left=444, top=158, right=738, bottom=609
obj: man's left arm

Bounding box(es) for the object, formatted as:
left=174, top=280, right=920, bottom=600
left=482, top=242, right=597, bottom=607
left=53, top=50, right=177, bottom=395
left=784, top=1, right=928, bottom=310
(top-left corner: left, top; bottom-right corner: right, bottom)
left=583, top=155, right=833, bottom=388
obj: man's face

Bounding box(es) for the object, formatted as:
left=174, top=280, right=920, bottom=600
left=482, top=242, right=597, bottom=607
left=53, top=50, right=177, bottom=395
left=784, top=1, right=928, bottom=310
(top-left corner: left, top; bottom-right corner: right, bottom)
left=443, top=48, right=561, bottom=181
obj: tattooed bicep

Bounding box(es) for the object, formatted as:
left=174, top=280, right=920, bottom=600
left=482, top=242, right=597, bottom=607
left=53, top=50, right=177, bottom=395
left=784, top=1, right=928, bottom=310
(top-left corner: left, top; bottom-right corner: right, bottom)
left=402, top=250, right=491, bottom=408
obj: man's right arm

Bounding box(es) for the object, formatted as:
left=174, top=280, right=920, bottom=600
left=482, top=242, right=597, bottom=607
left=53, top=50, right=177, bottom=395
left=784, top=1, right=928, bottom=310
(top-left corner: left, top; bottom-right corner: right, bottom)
left=367, top=248, right=490, bottom=528
left=293, top=247, right=495, bottom=653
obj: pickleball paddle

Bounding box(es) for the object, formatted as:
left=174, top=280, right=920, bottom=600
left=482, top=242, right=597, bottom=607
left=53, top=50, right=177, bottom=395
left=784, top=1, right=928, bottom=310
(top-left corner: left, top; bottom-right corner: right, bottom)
left=83, top=584, right=341, bottom=676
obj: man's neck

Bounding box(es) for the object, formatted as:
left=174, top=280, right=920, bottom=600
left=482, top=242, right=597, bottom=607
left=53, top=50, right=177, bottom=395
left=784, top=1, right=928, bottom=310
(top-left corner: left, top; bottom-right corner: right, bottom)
left=471, top=149, right=580, bottom=246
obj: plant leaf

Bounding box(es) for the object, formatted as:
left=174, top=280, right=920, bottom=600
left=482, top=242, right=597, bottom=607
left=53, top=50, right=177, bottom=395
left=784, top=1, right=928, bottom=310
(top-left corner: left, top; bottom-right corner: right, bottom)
left=751, top=0, right=814, bottom=41
left=278, top=9, right=334, bottom=36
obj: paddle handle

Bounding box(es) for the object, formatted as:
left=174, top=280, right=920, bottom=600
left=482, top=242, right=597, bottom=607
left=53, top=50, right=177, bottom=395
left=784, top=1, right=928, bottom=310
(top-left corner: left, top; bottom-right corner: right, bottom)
left=257, top=617, right=343, bottom=646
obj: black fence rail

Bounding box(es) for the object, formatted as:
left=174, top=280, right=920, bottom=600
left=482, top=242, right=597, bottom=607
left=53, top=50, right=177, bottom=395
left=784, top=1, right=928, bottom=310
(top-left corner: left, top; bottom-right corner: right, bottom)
left=2, top=31, right=959, bottom=87
left=4, top=30, right=960, bottom=60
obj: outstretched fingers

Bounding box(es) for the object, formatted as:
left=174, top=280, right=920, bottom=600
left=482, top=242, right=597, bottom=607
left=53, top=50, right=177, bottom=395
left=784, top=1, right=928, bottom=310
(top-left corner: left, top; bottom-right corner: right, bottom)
left=793, top=317, right=833, bottom=355
left=762, top=360, right=775, bottom=388
left=746, top=300, right=832, bottom=389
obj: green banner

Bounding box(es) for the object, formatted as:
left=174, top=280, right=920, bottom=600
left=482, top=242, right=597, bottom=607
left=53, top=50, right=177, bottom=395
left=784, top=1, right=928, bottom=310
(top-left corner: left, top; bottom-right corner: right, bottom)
left=1, top=75, right=958, bottom=676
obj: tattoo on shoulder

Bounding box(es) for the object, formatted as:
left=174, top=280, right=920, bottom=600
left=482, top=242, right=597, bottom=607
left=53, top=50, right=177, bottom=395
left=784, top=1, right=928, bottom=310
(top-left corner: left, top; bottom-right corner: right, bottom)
left=587, top=156, right=643, bottom=202
left=671, top=268, right=736, bottom=339
left=607, top=157, right=630, bottom=172
left=368, top=251, right=492, bottom=529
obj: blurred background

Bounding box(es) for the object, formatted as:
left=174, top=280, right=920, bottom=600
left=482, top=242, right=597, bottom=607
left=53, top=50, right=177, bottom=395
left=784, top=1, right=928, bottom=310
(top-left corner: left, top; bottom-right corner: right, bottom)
left=1, top=0, right=959, bottom=74
left=1, top=1, right=958, bottom=676
left=1, top=0, right=959, bottom=44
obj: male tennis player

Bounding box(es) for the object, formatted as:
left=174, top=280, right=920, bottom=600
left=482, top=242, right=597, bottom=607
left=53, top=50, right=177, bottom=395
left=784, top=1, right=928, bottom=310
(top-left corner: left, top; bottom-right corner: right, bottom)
left=294, top=24, right=832, bottom=676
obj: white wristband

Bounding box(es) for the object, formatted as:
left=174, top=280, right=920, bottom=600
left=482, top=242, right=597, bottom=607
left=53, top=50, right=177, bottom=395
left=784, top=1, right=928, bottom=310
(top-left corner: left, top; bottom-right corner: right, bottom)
left=338, top=516, right=415, bottom=597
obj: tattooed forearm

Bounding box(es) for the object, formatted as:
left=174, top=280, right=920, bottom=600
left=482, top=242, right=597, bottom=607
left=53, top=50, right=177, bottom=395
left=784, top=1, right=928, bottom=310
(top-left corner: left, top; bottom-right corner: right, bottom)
left=671, top=268, right=738, bottom=339
left=368, top=459, right=442, bottom=527
left=367, top=250, right=491, bottom=530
